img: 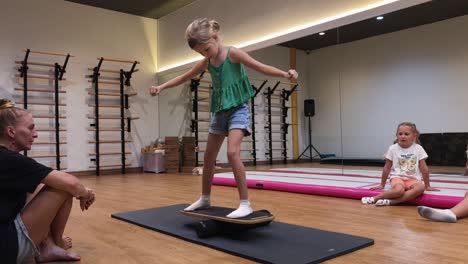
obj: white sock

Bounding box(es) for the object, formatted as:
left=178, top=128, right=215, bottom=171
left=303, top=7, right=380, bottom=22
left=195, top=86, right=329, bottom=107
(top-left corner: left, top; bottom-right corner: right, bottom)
left=184, top=195, right=210, bottom=211
left=226, top=200, right=253, bottom=218
left=417, top=206, right=457, bottom=223
left=375, top=199, right=391, bottom=206
left=361, top=197, right=375, bottom=204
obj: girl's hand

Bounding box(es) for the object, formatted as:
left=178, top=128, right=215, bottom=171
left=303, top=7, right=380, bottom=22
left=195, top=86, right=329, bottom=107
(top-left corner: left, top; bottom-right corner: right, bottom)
left=150, top=86, right=163, bottom=96
left=369, top=184, right=384, bottom=190
left=286, top=69, right=298, bottom=82
left=425, top=186, right=440, bottom=191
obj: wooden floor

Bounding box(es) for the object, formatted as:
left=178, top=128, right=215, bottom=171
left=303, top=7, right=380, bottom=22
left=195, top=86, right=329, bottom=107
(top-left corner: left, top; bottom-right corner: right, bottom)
left=58, top=163, right=468, bottom=264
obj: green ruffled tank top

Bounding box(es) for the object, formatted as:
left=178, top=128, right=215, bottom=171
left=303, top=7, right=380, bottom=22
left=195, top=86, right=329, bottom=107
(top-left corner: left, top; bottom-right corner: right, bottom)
left=207, top=47, right=254, bottom=112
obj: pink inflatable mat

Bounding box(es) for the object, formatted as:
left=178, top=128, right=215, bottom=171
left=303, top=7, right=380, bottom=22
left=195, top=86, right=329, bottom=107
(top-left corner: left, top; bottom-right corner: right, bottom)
left=213, top=169, right=465, bottom=209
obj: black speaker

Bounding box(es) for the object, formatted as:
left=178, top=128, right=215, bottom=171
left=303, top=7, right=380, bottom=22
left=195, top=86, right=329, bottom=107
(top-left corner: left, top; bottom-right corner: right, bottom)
left=304, top=99, right=315, bottom=117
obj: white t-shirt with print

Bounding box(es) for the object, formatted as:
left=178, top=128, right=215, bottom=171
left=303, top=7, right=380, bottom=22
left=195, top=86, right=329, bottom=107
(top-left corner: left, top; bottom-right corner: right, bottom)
left=385, top=143, right=428, bottom=181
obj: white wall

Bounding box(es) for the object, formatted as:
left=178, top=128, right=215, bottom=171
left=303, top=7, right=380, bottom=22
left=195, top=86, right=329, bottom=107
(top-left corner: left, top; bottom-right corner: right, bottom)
left=308, top=15, right=468, bottom=159
left=157, top=0, right=429, bottom=72
left=0, top=0, right=158, bottom=171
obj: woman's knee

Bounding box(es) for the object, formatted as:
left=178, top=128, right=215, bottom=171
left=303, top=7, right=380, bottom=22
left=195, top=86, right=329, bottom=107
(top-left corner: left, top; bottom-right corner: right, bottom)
left=24, top=186, right=73, bottom=213
left=21, top=186, right=73, bottom=244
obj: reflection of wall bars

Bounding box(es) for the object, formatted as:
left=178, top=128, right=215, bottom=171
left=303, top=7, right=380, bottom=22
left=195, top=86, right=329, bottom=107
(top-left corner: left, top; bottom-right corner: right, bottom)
left=86, top=57, right=139, bottom=176
left=249, top=79, right=268, bottom=166
left=263, top=81, right=298, bottom=165
left=15, top=49, right=73, bottom=170
left=189, top=72, right=208, bottom=166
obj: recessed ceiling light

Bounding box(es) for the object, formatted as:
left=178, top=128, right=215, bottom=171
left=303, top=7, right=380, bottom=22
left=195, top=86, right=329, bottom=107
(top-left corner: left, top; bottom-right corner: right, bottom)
left=319, top=32, right=325, bottom=36
left=376, top=16, right=384, bottom=20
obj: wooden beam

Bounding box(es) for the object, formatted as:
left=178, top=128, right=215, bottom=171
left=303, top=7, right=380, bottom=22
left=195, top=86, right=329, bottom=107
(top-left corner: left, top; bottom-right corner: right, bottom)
left=87, top=68, right=119, bottom=73
left=88, top=140, right=132, bottom=144
left=15, top=74, right=66, bottom=81
left=87, top=68, right=139, bottom=73
left=32, top=115, right=66, bottom=119
left=90, top=163, right=132, bottom=168
left=88, top=128, right=125, bottom=131
left=87, top=80, right=120, bottom=85
left=87, top=92, right=137, bottom=97
left=15, top=61, right=55, bottom=67
left=87, top=115, right=139, bottom=120
left=15, top=88, right=66, bottom=94
left=97, top=57, right=139, bottom=64
left=88, top=104, right=123, bottom=108
left=29, top=154, right=67, bottom=158
left=23, top=49, right=74, bottom=57
left=16, top=102, right=66, bottom=106
left=89, top=152, right=131, bottom=156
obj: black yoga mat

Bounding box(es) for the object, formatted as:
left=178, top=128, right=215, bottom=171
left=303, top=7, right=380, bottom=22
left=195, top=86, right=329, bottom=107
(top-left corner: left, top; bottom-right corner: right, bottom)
left=112, top=204, right=373, bottom=264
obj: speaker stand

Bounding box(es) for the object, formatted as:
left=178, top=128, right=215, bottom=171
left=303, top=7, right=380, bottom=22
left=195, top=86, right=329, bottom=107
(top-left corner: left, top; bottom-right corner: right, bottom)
left=297, top=116, right=322, bottom=161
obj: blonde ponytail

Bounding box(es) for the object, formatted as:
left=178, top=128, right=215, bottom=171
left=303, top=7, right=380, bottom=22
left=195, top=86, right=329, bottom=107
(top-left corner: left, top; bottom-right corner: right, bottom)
left=186, top=18, right=220, bottom=49
left=0, top=99, right=28, bottom=137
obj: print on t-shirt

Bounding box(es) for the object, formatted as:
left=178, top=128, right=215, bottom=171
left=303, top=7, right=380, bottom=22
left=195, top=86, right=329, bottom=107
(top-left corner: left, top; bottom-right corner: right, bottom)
left=397, top=154, right=417, bottom=176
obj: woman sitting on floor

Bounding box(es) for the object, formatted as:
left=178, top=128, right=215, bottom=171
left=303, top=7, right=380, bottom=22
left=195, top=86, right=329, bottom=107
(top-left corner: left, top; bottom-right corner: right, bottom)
left=0, top=99, right=96, bottom=263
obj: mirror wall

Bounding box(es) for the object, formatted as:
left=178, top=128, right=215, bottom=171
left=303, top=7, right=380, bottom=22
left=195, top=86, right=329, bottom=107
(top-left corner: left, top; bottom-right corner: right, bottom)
left=283, top=0, right=468, bottom=176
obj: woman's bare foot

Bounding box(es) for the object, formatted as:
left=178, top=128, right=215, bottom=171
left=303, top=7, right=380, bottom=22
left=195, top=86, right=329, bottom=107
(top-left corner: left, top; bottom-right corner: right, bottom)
left=36, top=238, right=80, bottom=263
left=56, top=236, right=73, bottom=250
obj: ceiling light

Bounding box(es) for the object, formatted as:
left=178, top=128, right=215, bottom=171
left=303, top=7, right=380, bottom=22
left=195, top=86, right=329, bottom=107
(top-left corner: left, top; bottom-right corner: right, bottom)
left=376, top=16, right=384, bottom=20
left=319, top=32, right=325, bottom=36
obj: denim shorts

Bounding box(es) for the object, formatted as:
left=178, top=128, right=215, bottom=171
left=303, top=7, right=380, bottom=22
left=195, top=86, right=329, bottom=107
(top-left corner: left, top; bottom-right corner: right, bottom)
left=209, top=103, right=251, bottom=136
left=14, top=213, right=40, bottom=263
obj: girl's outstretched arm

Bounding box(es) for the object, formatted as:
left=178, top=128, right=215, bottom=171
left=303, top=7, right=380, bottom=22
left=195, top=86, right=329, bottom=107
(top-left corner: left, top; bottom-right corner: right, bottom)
left=150, top=59, right=208, bottom=96
left=229, top=47, right=298, bottom=82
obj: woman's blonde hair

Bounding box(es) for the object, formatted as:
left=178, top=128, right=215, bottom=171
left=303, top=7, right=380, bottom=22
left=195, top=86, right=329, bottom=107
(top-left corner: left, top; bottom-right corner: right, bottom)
left=185, top=18, right=220, bottom=49
left=0, top=99, right=28, bottom=137
left=394, top=121, right=421, bottom=144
